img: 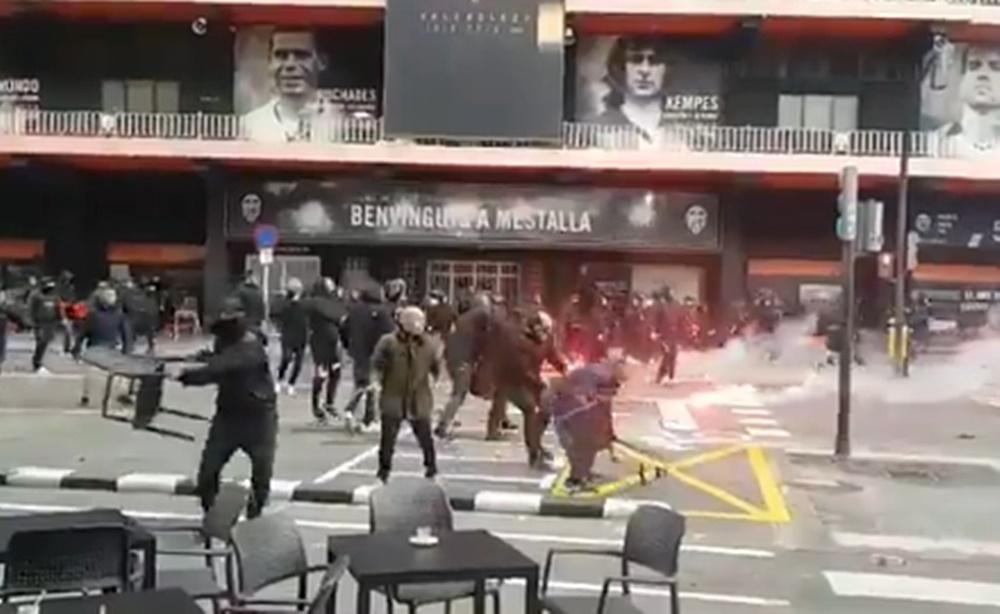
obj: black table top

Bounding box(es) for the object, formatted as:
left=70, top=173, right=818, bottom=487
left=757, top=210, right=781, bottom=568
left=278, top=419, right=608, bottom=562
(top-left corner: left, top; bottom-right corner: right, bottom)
left=328, top=529, right=538, bottom=585
left=0, top=588, right=201, bottom=614
left=0, top=509, right=154, bottom=558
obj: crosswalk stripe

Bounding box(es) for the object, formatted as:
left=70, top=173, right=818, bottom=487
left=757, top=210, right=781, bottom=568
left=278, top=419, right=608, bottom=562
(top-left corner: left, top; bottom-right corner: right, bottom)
left=731, top=408, right=772, bottom=416
left=745, top=427, right=791, bottom=438
left=833, top=532, right=1000, bottom=558
left=825, top=571, right=1000, bottom=607
left=739, top=417, right=779, bottom=427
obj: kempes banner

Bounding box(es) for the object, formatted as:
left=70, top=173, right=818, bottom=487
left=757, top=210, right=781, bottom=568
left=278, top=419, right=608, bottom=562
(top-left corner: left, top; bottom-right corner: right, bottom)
left=234, top=25, right=383, bottom=143
left=574, top=35, right=723, bottom=150
left=383, top=0, right=565, bottom=141
left=912, top=196, right=1000, bottom=250
left=920, top=43, right=1000, bottom=158
left=227, top=181, right=720, bottom=251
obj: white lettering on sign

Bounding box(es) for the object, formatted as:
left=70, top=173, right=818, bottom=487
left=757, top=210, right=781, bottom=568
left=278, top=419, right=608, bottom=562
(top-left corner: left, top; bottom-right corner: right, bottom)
left=0, top=77, right=41, bottom=104
left=348, top=203, right=593, bottom=234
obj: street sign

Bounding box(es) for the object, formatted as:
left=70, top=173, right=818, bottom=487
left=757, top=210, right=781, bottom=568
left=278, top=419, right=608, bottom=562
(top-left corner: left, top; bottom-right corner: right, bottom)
left=259, top=248, right=274, bottom=266
left=837, top=166, right=859, bottom=243
left=907, top=230, right=920, bottom=271
left=253, top=224, right=279, bottom=251
left=858, top=199, right=885, bottom=253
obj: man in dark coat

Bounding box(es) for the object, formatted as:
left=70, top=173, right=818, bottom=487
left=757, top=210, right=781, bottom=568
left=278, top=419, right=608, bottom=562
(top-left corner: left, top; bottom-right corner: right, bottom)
left=485, top=311, right=566, bottom=469
left=275, top=278, right=308, bottom=395
left=30, top=278, right=63, bottom=374
left=652, top=289, right=684, bottom=384
left=372, top=306, right=441, bottom=482
left=121, top=279, right=159, bottom=355
left=436, top=293, right=492, bottom=439
left=304, top=277, right=346, bottom=423
left=0, top=290, right=28, bottom=375
left=236, top=274, right=266, bottom=342
left=72, top=286, right=133, bottom=407
left=178, top=297, right=277, bottom=519
left=342, top=284, right=395, bottom=431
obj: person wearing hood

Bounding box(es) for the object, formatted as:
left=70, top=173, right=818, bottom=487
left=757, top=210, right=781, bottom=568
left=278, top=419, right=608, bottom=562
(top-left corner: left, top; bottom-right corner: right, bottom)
left=0, top=289, right=28, bottom=375
left=275, top=277, right=308, bottom=396
left=30, top=278, right=62, bottom=374
left=383, top=278, right=408, bottom=320
left=372, top=306, right=441, bottom=482
left=72, top=286, right=132, bottom=407
left=121, top=278, right=159, bottom=355
left=305, top=277, right=346, bottom=423
left=342, top=283, right=395, bottom=432
left=436, top=292, right=492, bottom=439
left=56, top=270, right=77, bottom=354
left=178, top=297, right=277, bottom=519
left=236, top=273, right=266, bottom=342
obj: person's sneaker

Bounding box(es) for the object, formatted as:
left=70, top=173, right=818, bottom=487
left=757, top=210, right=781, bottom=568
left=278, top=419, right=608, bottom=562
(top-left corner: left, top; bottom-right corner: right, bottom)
left=325, top=405, right=339, bottom=419
left=433, top=425, right=451, bottom=440
left=501, top=419, right=517, bottom=431
left=425, top=468, right=438, bottom=480
left=79, top=396, right=90, bottom=408
left=285, top=384, right=297, bottom=397
left=344, top=413, right=357, bottom=434
left=529, top=456, right=555, bottom=471
left=35, top=367, right=52, bottom=376
left=312, top=413, right=328, bottom=426
left=376, top=471, right=389, bottom=484
left=274, top=382, right=283, bottom=394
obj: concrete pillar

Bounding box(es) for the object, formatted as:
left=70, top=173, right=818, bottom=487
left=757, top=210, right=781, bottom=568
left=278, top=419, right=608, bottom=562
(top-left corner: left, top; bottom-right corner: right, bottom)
left=719, top=192, right=747, bottom=308
left=202, top=167, right=228, bottom=320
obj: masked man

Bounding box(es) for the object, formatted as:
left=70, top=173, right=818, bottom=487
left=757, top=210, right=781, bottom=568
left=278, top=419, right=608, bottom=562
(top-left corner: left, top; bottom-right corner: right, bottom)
left=372, top=306, right=441, bottom=483
left=178, top=297, right=277, bottom=519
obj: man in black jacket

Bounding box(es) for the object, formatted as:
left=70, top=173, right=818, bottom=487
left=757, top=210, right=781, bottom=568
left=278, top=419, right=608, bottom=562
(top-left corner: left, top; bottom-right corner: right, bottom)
left=30, top=278, right=61, bottom=374
left=342, top=284, right=395, bottom=432
left=275, top=277, right=308, bottom=396
left=236, top=273, right=267, bottom=343
left=73, top=286, right=132, bottom=407
left=435, top=293, right=492, bottom=439
left=178, top=297, right=277, bottom=519
left=305, top=277, right=346, bottom=423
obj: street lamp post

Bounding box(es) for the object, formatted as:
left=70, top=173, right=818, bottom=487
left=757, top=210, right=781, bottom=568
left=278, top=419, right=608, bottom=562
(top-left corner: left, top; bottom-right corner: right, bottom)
left=894, top=31, right=947, bottom=377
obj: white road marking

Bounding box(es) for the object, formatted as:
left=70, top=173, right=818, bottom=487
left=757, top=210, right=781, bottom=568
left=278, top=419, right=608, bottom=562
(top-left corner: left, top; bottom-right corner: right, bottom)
left=116, top=473, right=187, bottom=493
left=517, top=578, right=789, bottom=607
left=0, top=502, right=773, bottom=559
left=656, top=400, right=698, bottom=432
left=731, top=408, right=772, bottom=416
left=6, top=467, right=74, bottom=487
left=745, top=427, right=791, bottom=438
left=313, top=446, right=378, bottom=484
left=0, top=408, right=96, bottom=415
left=397, top=452, right=528, bottom=465
left=343, top=469, right=540, bottom=486
left=833, top=532, right=1000, bottom=559
left=824, top=571, right=1000, bottom=607
left=739, top=417, right=779, bottom=427
left=473, top=491, right=542, bottom=514
left=539, top=473, right=559, bottom=489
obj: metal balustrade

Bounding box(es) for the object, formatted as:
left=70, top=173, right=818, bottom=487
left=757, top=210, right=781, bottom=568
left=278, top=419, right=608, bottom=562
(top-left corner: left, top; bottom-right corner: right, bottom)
left=0, top=108, right=987, bottom=160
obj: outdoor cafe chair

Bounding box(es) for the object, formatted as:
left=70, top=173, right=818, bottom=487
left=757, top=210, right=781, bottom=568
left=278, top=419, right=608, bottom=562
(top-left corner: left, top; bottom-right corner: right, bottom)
left=152, top=483, right=249, bottom=613
left=540, top=505, right=685, bottom=614
left=369, top=478, right=502, bottom=614
left=223, top=512, right=348, bottom=613
left=1, top=525, right=135, bottom=602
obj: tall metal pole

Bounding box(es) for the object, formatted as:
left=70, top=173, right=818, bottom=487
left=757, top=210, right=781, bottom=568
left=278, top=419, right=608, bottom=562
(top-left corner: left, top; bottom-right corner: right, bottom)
left=894, top=122, right=911, bottom=377
left=836, top=235, right=857, bottom=458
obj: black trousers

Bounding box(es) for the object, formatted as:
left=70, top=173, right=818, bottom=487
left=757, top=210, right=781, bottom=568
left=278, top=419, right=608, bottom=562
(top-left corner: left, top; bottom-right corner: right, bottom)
left=32, top=326, right=56, bottom=370
left=196, top=412, right=277, bottom=518
left=378, top=415, right=437, bottom=481
left=278, top=343, right=305, bottom=386
left=343, top=360, right=375, bottom=424
left=656, top=340, right=678, bottom=383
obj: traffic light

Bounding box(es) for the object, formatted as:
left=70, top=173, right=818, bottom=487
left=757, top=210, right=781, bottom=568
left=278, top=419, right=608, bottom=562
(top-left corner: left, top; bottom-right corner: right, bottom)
left=836, top=166, right=859, bottom=242
left=857, top=199, right=885, bottom=253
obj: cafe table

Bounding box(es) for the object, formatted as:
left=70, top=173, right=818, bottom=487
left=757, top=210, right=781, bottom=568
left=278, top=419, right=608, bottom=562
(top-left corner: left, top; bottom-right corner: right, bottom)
left=0, top=509, right=157, bottom=590
left=328, top=529, right=540, bottom=614
left=0, top=588, right=200, bottom=613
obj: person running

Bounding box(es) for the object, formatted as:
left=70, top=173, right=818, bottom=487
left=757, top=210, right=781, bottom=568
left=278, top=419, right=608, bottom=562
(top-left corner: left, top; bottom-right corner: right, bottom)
left=30, top=278, right=62, bottom=375
left=342, top=283, right=395, bottom=433
left=275, top=278, right=308, bottom=395
left=304, top=277, right=346, bottom=423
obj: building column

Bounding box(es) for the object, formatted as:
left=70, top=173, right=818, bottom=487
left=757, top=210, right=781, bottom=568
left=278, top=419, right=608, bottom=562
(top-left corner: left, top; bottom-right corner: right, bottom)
left=719, top=192, right=747, bottom=308
left=202, top=167, right=228, bottom=320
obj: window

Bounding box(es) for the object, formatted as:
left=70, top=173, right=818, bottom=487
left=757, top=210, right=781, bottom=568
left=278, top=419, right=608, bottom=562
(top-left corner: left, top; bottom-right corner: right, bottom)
left=101, top=80, right=180, bottom=113
left=778, top=94, right=858, bottom=131
left=427, top=260, right=521, bottom=305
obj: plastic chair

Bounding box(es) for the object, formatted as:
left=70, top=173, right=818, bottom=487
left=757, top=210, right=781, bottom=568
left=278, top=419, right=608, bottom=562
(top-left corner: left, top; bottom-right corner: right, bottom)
left=1, top=525, right=133, bottom=601
left=173, top=295, right=202, bottom=340
left=540, top=505, right=685, bottom=614
left=152, top=483, right=249, bottom=612
left=224, top=512, right=341, bottom=612
left=369, top=478, right=501, bottom=614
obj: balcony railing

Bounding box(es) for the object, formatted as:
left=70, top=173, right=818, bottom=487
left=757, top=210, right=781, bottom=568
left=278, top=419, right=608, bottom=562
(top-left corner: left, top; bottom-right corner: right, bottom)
left=0, top=108, right=977, bottom=160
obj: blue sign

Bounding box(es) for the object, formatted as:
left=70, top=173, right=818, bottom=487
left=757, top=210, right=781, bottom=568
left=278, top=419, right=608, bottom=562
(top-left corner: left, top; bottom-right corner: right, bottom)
left=253, top=224, right=279, bottom=250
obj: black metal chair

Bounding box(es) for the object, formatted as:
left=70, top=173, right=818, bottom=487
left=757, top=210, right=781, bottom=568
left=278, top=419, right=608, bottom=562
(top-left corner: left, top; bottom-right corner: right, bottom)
left=0, top=525, right=134, bottom=602
left=369, top=478, right=501, bottom=614
left=541, top=505, right=685, bottom=614
left=223, top=512, right=347, bottom=613
left=151, top=483, right=249, bottom=612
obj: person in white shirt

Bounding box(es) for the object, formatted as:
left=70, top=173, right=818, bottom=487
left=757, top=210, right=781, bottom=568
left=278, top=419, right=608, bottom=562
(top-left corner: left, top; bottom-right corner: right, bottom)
left=243, top=29, right=342, bottom=143
left=938, top=45, right=1000, bottom=157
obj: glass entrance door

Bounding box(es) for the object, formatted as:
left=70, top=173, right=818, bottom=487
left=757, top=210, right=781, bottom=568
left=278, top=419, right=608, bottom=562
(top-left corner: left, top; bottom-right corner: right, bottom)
left=427, top=260, right=520, bottom=305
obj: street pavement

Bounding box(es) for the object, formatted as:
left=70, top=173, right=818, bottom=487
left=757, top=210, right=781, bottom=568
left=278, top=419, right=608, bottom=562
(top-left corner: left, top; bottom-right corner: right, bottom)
left=3, top=332, right=1000, bottom=611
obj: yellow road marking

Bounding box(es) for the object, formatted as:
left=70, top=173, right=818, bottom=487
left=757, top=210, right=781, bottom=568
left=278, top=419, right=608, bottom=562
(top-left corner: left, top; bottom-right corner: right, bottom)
left=747, top=445, right=792, bottom=523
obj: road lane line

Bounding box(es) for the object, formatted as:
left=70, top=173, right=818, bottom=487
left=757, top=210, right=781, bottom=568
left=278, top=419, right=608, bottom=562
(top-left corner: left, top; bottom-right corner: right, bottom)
left=745, top=427, right=791, bottom=438
left=739, top=417, right=779, bottom=427
left=731, top=409, right=772, bottom=416
left=833, top=532, right=1000, bottom=558
left=510, top=579, right=790, bottom=607
left=824, top=571, right=1000, bottom=606
left=313, top=446, right=378, bottom=484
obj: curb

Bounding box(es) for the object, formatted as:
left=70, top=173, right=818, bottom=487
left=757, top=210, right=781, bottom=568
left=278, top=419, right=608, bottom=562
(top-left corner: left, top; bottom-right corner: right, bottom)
left=0, top=467, right=660, bottom=520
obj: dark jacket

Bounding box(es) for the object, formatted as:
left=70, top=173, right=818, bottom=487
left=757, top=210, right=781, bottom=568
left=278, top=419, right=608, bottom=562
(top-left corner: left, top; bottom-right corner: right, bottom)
left=485, top=318, right=566, bottom=396
left=343, top=290, right=395, bottom=366
left=305, top=294, right=346, bottom=364
left=179, top=331, right=276, bottom=418
left=30, top=290, right=61, bottom=329
left=73, top=304, right=132, bottom=354
left=426, top=302, right=457, bottom=336
left=372, top=331, right=442, bottom=420
left=444, top=306, right=492, bottom=371
left=276, top=296, right=308, bottom=348
left=122, top=288, right=159, bottom=332
left=236, top=283, right=266, bottom=328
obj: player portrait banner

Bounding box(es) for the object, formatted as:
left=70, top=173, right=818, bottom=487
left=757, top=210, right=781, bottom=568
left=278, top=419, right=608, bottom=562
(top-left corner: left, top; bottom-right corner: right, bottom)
left=233, top=25, right=383, bottom=143
left=912, top=195, right=1000, bottom=251
left=383, top=0, right=565, bottom=142
left=573, top=35, right=723, bottom=150
left=226, top=180, right=720, bottom=251
left=920, top=43, right=1000, bottom=159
